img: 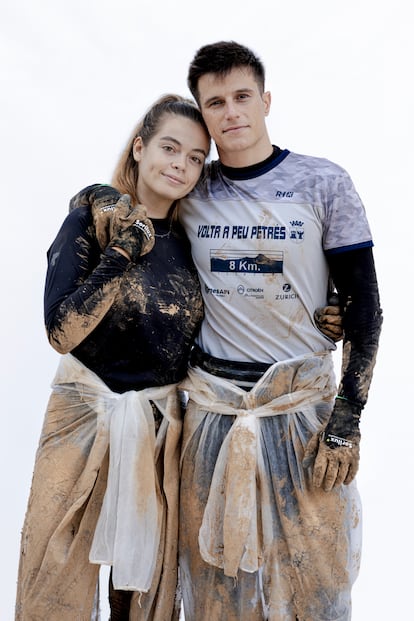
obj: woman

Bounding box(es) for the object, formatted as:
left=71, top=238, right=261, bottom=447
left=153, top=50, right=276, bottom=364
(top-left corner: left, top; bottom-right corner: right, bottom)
left=15, top=94, right=211, bottom=621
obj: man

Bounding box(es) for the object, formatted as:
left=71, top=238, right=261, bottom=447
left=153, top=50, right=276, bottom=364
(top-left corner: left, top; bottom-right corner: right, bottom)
left=177, top=41, right=382, bottom=621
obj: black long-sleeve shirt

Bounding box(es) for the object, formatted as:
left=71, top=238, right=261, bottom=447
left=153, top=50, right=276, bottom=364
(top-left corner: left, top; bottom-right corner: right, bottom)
left=44, top=206, right=203, bottom=393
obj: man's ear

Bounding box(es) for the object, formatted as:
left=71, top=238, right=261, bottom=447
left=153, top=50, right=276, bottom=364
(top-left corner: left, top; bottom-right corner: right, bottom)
left=263, top=91, right=271, bottom=117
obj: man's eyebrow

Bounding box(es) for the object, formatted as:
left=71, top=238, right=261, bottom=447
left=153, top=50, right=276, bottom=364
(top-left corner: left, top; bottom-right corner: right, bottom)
left=203, top=88, right=255, bottom=107
left=160, top=136, right=208, bottom=157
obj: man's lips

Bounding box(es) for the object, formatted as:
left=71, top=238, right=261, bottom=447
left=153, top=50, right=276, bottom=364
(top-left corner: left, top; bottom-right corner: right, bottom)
left=223, top=125, right=248, bottom=133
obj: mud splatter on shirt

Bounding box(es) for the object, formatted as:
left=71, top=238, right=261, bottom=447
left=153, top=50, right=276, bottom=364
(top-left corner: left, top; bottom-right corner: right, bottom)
left=44, top=206, right=203, bottom=393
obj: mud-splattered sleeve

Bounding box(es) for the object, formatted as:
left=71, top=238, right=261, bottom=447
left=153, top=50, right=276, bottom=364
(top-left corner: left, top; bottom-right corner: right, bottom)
left=327, top=247, right=383, bottom=407
left=44, top=207, right=131, bottom=354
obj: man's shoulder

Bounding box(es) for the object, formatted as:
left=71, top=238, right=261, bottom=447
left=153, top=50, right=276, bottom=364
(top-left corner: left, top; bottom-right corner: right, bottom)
left=287, top=150, right=348, bottom=176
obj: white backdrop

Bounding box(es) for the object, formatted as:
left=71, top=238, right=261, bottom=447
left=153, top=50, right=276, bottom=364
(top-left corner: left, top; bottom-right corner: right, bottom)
left=1, top=1, right=412, bottom=619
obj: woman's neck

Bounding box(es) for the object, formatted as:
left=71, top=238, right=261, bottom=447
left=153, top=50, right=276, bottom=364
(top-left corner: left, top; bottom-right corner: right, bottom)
left=145, top=204, right=173, bottom=219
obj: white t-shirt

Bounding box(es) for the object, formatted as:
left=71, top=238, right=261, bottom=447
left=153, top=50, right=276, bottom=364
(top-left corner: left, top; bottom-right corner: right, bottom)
left=179, top=149, right=373, bottom=363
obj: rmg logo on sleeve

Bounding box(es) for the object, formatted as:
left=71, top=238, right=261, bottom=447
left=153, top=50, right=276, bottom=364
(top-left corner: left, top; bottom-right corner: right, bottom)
left=210, top=250, right=284, bottom=273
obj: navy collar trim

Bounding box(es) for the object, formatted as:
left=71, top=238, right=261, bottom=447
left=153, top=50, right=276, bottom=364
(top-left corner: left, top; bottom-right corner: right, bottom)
left=219, top=146, right=290, bottom=180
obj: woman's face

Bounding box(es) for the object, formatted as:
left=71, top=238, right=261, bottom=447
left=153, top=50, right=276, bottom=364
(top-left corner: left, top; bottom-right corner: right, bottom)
left=133, top=114, right=210, bottom=214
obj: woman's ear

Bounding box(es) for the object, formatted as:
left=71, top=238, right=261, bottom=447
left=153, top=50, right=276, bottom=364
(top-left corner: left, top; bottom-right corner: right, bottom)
left=132, top=136, right=143, bottom=162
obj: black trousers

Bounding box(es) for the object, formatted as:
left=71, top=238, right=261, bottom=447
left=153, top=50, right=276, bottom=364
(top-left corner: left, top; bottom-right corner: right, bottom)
left=109, top=570, right=132, bottom=621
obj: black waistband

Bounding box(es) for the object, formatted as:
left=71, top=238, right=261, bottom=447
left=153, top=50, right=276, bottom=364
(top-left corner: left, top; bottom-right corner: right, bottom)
left=189, top=344, right=273, bottom=383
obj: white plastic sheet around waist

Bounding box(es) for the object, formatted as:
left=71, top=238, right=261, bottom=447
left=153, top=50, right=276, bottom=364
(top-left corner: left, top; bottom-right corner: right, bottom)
left=52, top=354, right=181, bottom=593
left=180, top=351, right=337, bottom=578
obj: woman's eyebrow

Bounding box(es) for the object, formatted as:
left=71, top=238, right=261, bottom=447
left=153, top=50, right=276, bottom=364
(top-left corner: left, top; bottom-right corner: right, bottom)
left=160, top=136, right=208, bottom=157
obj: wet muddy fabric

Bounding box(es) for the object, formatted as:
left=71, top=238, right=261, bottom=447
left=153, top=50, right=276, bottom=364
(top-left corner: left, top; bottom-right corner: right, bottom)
left=179, top=353, right=362, bottom=621
left=16, top=354, right=182, bottom=621
left=44, top=205, right=203, bottom=394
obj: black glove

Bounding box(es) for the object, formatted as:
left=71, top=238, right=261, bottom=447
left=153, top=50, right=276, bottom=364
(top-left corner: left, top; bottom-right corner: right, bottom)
left=69, top=184, right=122, bottom=250
left=314, top=292, right=344, bottom=342
left=69, top=183, right=100, bottom=212
left=108, top=195, right=155, bottom=262
left=303, top=396, right=361, bottom=492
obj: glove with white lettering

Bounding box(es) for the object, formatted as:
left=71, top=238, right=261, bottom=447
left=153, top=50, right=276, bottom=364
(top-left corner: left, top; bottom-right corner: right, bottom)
left=108, top=194, right=155, bottom=262
left=69, top=184, right=122, bottom=250
left=314, top=293, right=344, bottom=342
left=303, top=396, right=361, bottom=492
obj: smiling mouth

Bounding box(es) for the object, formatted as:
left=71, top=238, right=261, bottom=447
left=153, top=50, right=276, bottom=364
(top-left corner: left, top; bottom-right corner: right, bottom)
left=163, top=173, right=184, bottom=185
left=223, top=125, right=247, bottom=134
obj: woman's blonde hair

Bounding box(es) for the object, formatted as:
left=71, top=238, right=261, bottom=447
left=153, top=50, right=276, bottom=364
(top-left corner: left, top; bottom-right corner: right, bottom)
left=111, top=94, right=209, bottom=206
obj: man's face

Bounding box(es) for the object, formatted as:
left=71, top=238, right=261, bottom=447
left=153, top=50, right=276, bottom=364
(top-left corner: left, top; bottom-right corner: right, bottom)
left=197, top=67, right=272, bottom=166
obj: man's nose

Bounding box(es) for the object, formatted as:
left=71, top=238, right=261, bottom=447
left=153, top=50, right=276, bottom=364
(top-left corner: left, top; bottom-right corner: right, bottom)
left=224, top=100, right=239, bottom=118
